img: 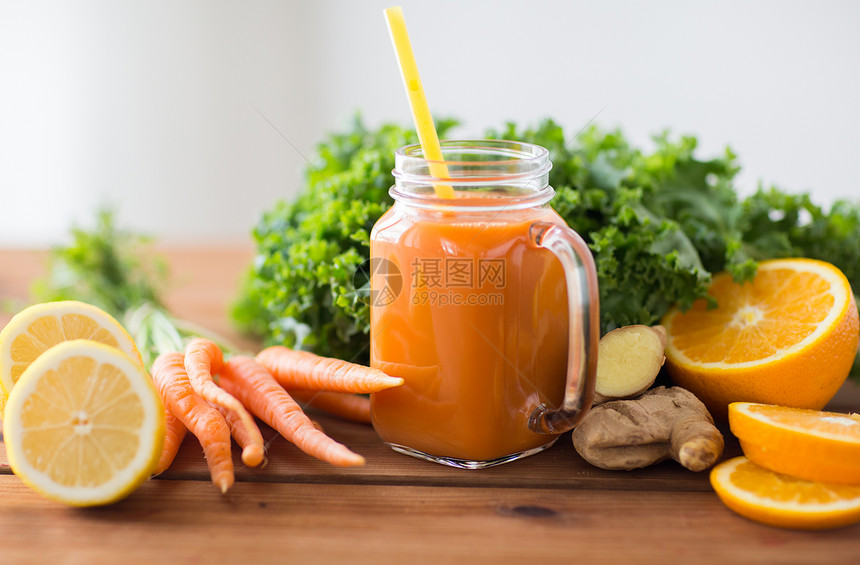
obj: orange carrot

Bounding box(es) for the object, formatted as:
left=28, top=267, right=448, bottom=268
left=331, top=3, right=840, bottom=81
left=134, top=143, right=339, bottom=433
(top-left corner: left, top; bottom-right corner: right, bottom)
left=218, top=356, right=365, bottom=467
left=184, top=337, right=264, bottom=467
left=154, top=409, right=187, bottom=475
left=151, top=352, right=234, bottom=493
left=255, top=346, right=403, bottom=393
left=288, top=390, right=372, bottom=424
left=209, top=402, right=267, bottom=467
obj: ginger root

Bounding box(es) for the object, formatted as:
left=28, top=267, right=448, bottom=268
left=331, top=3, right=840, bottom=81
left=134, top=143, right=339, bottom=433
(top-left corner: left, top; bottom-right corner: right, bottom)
left=593, top=325, right=666, bottom=404
left=573, top=386, right=724, bottom=472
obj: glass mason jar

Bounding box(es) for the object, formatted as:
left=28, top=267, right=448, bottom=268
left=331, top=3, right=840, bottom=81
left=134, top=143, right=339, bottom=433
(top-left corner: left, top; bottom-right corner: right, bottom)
left=369, top=140, right=599, bottom=469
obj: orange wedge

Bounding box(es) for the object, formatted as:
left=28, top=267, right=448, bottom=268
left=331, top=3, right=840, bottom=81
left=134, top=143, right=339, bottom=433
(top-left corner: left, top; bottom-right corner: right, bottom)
left=729, top=402, right=860, bottom=486
left=710, top=456, right=860, bottom=530
left=662, top=258, right=859, bottom=419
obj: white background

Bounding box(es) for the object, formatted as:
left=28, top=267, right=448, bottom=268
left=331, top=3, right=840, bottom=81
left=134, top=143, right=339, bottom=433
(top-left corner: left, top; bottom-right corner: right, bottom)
left=1, top=0, right=858, bottom=245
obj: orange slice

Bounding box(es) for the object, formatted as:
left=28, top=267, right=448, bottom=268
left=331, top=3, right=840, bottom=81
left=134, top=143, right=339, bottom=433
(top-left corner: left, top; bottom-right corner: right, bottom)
left=662, top=259, right=859, bottom=419
left=729, top=402, right=860, bottom=486
left=710, top=456, right=860, bottom=530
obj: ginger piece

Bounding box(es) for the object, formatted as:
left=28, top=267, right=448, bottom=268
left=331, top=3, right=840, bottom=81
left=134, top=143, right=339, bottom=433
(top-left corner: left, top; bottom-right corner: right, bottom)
left=593, top=325, right=666, bottom=404
left=572, top=386, right=724, bottom=472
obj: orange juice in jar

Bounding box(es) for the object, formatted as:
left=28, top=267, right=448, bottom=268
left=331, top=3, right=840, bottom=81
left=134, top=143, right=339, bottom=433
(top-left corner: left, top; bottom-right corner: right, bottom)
left=370, top=140, right=599, bottom=468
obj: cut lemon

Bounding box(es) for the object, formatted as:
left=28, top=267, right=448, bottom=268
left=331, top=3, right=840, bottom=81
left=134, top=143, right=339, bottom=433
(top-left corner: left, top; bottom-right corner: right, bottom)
left=3, top=339, right=164, bottom=506
left=729, top=402, right=860, bottom=486
left=663, top=258, right=859, bottom=419
left=710, top=456, right=860, bottom=530
left=0, top=300, right=143, bottom=399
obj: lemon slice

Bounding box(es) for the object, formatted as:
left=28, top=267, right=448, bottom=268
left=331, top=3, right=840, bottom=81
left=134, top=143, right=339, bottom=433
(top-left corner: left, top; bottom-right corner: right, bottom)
left=3, top=340, right=164, bottom=506
left=710, top=456, right=860, bottom=530
left=0, top=301, right=143, bottom=400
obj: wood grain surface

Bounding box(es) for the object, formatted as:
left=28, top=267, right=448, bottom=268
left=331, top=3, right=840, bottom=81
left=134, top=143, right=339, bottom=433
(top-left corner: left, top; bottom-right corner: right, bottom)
left=0, top=247, right=858, bottom=565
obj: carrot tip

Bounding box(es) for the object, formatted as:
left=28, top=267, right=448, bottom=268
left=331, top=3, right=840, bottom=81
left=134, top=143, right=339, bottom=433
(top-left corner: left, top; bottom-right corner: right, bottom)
left=241, top=445, right=266, bottom=468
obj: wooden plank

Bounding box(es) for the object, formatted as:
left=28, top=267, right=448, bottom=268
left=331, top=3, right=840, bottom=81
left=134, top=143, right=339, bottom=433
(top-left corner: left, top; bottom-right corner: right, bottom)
left=220, top=415, right=740, bottom=492
left=0, top=476, right=856, bottom=564
left=1, top=412, right=740, bottom=492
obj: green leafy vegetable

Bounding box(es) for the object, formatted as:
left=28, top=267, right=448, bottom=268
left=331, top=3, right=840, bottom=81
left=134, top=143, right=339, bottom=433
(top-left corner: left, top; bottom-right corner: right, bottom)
left=234, top=115, right=860, bottom=385
left=32, top=208, right=166, bottom=316
left=740, top=188, right=860, bottom=285
left=34, top=208, right=240, bottom=367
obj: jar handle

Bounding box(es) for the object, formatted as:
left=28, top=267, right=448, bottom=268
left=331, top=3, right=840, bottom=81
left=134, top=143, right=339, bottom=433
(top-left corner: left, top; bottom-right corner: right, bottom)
left=527, top=222, right=600, bottom=434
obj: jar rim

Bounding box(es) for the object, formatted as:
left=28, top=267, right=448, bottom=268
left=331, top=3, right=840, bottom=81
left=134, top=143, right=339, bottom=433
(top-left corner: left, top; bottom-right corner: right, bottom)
left=391, top=139, right=554, bottom=211
left=394, top=139, right=550, bottom=169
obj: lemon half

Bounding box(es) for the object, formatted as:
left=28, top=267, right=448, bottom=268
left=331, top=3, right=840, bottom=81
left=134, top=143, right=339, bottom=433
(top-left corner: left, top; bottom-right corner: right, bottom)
left=3, top=340, right=164, bottom=506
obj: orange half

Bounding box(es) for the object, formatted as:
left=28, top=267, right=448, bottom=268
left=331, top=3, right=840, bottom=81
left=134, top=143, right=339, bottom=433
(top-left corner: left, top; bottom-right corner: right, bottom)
left=662, top=259, right=859, bottom=419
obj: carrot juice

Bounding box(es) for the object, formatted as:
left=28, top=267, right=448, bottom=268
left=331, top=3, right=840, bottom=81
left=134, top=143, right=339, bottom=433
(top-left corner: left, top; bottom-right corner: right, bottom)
left=370, top=203, right=569, bottom=463
left=369, top=140, right=600, bottom=468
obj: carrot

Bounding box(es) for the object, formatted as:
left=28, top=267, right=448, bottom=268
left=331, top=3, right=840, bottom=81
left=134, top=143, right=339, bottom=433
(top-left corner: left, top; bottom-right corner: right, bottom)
left=209, top=402, right=267, bottom=467
left=153, top=409, right=187, bottom=475
left=255, top=345, right=403, bottom=393
left=218, top=356, right=366, bottom=467
left=184, top=337, right=264, bottom=467
left=288, top=390, right=372, bottom=424
left=151, top=352, right=234, bottom=493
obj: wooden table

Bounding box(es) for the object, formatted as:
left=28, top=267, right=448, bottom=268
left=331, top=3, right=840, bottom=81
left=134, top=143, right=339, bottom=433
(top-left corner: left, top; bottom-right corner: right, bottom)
left=1, top=247, right=858, bottom=564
